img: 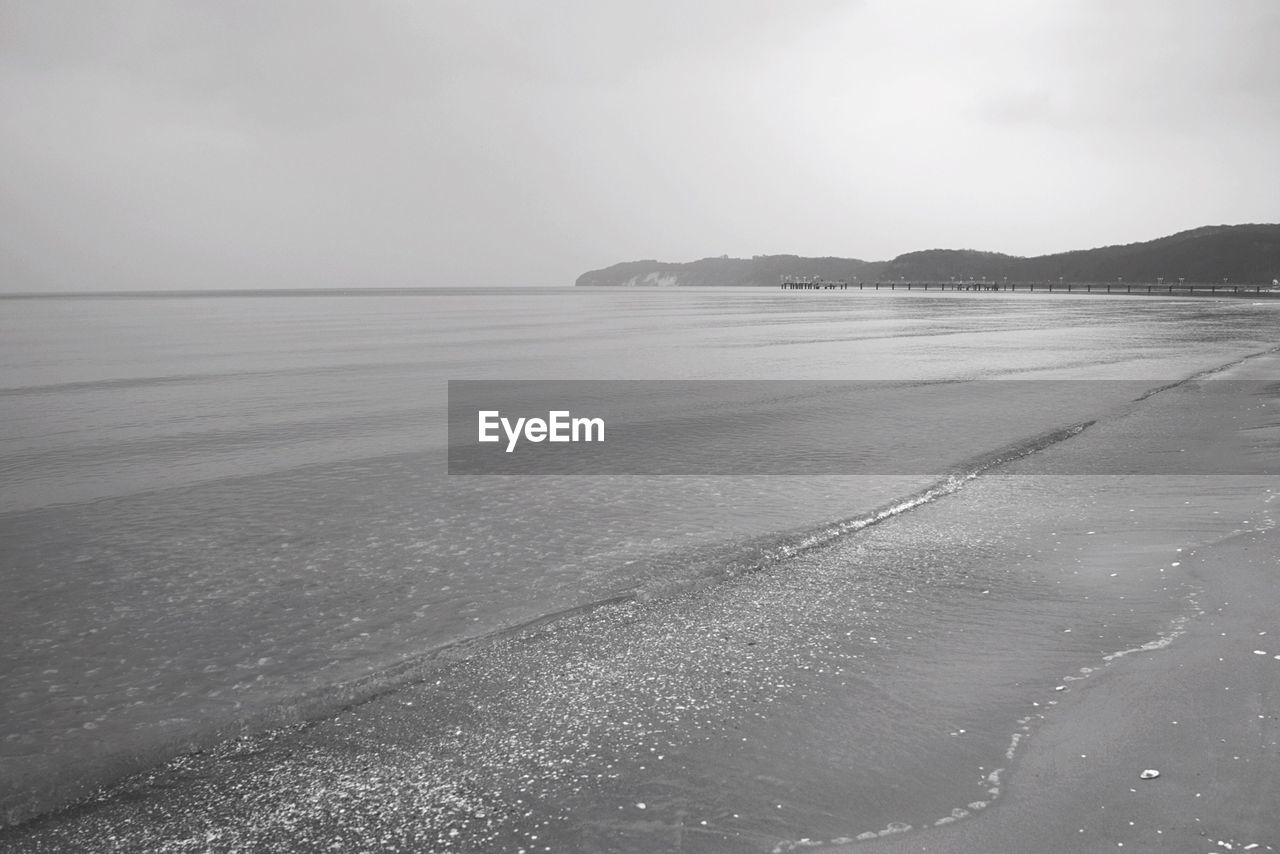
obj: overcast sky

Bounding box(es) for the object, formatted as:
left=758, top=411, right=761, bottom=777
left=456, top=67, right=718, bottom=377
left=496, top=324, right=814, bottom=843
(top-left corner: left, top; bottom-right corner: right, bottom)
left=2, top=1, right=1277, bottom=290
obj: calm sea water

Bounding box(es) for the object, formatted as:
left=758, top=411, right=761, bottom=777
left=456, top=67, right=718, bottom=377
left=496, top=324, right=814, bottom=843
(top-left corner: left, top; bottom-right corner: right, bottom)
left=2, top=288, right=1279, bottom=845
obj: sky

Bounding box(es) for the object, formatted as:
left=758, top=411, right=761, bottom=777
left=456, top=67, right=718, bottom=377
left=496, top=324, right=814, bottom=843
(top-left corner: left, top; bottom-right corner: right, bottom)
left=2, top=0, right=1278, bottom=290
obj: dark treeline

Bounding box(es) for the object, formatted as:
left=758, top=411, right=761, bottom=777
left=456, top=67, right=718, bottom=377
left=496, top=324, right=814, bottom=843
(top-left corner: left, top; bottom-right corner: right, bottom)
left=576, top=224, right=1280, bottom=287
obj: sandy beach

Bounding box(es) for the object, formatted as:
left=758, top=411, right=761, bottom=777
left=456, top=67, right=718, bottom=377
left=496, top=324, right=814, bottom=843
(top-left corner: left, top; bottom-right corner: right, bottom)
left=850, top=524, right=1280, bottom=854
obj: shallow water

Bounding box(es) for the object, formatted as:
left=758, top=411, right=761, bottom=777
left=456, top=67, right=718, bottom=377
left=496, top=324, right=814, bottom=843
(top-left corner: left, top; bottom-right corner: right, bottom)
left=2, top=288, right=1278, bottom=840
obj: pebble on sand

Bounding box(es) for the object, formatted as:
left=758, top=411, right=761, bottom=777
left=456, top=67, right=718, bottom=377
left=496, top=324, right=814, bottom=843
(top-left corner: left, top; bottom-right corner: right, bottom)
left=1139, top=769, right=1160, bottom=780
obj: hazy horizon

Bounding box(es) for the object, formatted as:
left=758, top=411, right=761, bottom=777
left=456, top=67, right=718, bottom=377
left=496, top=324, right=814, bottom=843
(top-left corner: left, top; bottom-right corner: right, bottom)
left=3, top=1, right=1278, bottom=291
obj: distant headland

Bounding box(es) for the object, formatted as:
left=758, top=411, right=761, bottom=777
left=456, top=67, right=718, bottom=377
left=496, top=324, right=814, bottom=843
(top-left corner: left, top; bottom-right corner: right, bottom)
left=575, top=224, right=1280, bottom=287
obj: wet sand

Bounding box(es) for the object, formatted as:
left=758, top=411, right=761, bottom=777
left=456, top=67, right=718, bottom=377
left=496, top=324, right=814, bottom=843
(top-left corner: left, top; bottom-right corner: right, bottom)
left=5, top=473, right=1271, bottom=853
left=852, top=524, right=1280, bottom=854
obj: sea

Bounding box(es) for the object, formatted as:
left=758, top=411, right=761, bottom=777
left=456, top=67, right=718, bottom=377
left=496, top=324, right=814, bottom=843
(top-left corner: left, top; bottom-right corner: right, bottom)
left=1, top=287, right=1278, bottom=851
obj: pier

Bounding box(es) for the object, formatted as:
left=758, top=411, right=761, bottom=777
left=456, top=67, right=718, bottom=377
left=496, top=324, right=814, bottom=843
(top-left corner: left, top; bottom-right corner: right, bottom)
left=780, top=275, right=849, bottom=289
left=779, top=276, right=1280, bottom=297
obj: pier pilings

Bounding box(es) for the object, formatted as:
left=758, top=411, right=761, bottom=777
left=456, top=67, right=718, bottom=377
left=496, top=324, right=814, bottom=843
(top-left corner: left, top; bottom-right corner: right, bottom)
left=776, top=279, right=1276, bottom=298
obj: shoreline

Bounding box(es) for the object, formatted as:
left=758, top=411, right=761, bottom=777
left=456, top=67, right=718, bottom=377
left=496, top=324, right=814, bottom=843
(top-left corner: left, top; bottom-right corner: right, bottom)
left=847, top=523, right=1280, bottom=853
left=7, top=475, right=1270, bottom=851
left=4, top=348, right=1278, bottom=850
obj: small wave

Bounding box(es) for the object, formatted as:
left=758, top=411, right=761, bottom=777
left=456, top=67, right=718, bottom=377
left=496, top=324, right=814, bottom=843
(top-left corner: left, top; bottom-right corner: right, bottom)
left=761, top=420, right=1094, bottom=566
left=1132, top=343, right=1280, bottom=401
left=1102, top=592, right=1202, bottom=663
left=768, top=585, right=1205, bottom=853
